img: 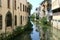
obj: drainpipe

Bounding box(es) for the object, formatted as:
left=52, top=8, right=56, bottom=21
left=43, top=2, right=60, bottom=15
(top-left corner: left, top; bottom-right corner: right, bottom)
left=12, top=0, right=14, bottom=32
left=11, top=0, right=15, bottom=39
left=5, top=19, right=6, bottom=40
left=57, top=20, right=58, bottom=36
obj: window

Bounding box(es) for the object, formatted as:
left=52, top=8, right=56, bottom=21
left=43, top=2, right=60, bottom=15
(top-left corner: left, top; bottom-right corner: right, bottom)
left=0, top=15, right=2, bottom=29
left=20, top=16, right=22, bottom=25
left=7, top=0, right=10, bottom=8
left=58, top=20, right=60, bottom=22
left=23, top=4, right=24, bottom=11
left=26, top=6, right=27, bottom=12
left=14, top=0, right=16, bottom=10
left=27, top=8, right=28, bottom=12
left=27, top=8, right=29, bottom=13
left=15, top=15, right=17, bottom=25
left=25, top=6, right=26, bottom=12
left=0, top=0, right=1, bottom=7
left=20, top=3, right=22, bottom=11
left=24, top=6, right=26, bottom=11
left=25, top=6, right=27, bottom=12
left=6, top=12, right=12, bottom=27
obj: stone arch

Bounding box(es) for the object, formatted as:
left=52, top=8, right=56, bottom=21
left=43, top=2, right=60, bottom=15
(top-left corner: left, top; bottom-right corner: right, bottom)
left=5, top=11, right=12, bottom=27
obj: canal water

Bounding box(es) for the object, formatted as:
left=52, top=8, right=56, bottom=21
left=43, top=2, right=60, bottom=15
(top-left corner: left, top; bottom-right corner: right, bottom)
left=14, top=22, right=40, bottom=40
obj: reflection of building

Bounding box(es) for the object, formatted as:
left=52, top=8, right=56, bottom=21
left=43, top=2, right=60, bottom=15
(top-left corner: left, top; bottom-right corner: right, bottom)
left=52, top=0, right=60, bottom=40
left=0, top=0, right=29, bottom=34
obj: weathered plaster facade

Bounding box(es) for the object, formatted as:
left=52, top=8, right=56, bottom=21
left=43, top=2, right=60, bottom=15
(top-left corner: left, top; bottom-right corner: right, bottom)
left=0, top=0, right=29, bottom=34
left=52, top=0, right=60, bottom=40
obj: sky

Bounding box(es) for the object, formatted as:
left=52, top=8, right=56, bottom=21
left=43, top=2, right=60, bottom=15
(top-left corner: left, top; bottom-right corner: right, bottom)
left=27, top=0, right=43, bottom=14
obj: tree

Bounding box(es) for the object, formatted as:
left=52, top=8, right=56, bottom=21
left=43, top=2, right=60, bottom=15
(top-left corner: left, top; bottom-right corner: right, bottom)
left=30, top=13, right=36, bottom=21
left=40, top=17, right=51, bottom=40
left=27, top=2, right=32, bottom=15
left=27, top=2, right=32, bottom=21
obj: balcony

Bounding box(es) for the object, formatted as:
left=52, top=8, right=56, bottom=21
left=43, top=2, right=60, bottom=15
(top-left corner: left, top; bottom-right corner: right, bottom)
left=52, top=8, right=60, bottom=13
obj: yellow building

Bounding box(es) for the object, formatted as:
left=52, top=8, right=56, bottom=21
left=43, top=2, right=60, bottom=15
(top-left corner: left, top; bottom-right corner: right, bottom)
left=40, top=1, right=45, bottom=18
left=40, top=1, right=49, bottom=40
left=40, top=1, right=48, bottom=18
left=0, top=0, right=29, bottom=34
left=52, top=0, right=60, bottom=40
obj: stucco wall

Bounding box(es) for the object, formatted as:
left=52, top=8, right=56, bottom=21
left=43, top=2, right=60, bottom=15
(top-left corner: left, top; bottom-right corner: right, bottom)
left=0, top=0, right=29, bottom=33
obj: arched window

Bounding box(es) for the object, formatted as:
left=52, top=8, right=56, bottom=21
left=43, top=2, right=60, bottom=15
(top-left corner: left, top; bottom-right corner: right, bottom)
left=0, top=14, right=2, bottom=29
left=6, top=11, right=12, bottom=27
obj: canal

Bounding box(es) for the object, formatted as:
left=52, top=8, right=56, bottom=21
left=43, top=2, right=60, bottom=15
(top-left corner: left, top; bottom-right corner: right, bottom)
left=14, top=22, right=40, bottom=40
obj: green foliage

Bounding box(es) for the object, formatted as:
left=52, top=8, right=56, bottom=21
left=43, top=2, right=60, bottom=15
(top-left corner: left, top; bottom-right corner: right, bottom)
left=30, top=13, right=36, bottom=21
left=24, top=21, right=33, bottom=31
left=30, top=14, right=35, bottom=18
left=27, top=2, right=32, bottom=15
left=0, top=21, right=33, bottom=40
left=36, top=15, right=39, bottom=19
left=40, top=17, right=51, bottom=32
left=13, top=27, right=24, bottom=36
left=27, top=2, right=32, bottom=10
left=36, top=14, right=39, bottom=19
left=0, top=20, right=32, bottom=40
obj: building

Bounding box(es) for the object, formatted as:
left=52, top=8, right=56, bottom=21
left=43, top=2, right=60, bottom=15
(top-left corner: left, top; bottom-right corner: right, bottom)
left=39, top=1, right=48, bottom=40
left=52, top=0, right=60, bottom=40
left=40, top=0, right=52, bottom=21
left=35, top=7, right=40, bottom=19
left=0, top=0, right=29, bottom=34
left=39, top=0, right=52, bottom=40
left=40, top=0, right=49, bottom=18
left=40, top=1, right=46, bottom=18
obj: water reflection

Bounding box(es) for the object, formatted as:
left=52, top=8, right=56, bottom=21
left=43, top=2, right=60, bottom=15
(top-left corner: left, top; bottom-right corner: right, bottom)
left=30, top=22, right=40, bottom=40
left=14, top=22, right=40, bottom=40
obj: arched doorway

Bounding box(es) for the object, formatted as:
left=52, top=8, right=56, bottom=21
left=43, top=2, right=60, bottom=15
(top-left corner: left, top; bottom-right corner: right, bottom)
left=5, top=11, right=12, bottom=27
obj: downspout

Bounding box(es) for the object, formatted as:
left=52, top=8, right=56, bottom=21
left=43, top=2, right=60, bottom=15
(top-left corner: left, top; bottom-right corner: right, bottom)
left=12, top=0, right=14, bottom=31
